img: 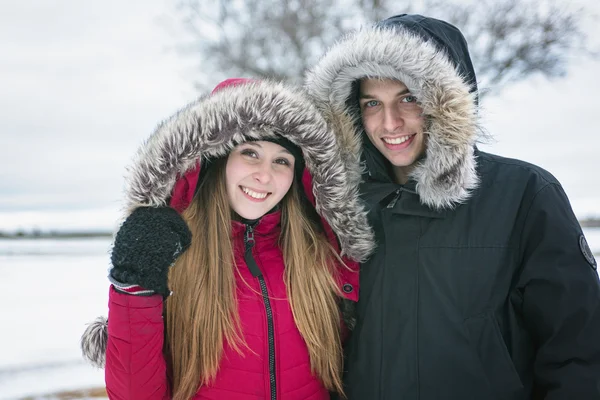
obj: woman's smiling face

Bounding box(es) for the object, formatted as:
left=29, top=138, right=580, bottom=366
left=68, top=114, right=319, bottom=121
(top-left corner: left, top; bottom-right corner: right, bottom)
left=225, top=140, right=296, bottom=220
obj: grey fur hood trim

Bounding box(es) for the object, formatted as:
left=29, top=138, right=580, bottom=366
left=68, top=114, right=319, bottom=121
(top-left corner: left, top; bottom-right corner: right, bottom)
left=305, top=26, right=480, bottom=209
left=124, top=79, right=373, bottom=262
left=80, top=80, right=375, bottom=369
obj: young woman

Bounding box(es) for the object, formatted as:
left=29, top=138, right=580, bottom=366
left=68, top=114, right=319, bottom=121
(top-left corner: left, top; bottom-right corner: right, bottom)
left=81, top=79, right=374, bottom=400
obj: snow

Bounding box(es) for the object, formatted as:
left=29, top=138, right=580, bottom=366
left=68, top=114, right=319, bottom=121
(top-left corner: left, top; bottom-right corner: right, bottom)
left=0, top=230, right=598, bottom=399
left=586, top=228, right=600, bottom=255
left=0, top=238, right=111, bottom=399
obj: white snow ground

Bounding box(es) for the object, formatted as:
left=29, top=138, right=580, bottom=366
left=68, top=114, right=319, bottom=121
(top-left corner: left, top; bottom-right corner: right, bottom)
left=0, top=231, right=598, bottom=399
left=0, top=238, right=111, bottom=400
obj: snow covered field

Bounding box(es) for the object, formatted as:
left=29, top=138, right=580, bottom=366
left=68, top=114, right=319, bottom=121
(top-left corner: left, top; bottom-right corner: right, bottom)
left=0, top=230, right=599, bottom=399
left=0, top=238, right=110, bottom=400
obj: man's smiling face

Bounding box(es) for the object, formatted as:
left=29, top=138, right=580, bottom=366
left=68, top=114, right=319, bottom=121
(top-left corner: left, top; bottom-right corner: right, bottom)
left=359, top=78, right=426, bottom=183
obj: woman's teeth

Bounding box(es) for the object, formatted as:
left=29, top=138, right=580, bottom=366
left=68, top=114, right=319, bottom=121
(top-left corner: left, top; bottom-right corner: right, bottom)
left=242, top=187, right=268, bottom=199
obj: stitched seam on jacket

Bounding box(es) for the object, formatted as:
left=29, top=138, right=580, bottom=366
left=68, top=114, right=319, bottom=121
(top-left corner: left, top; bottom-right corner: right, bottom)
left=515, top=183, right=556, bottom=257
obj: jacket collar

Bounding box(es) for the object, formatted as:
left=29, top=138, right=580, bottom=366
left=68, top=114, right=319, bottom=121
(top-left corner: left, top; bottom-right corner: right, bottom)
left=361, top=180, right=448, bottom=219
left=232, top=210, right=281, bottom=238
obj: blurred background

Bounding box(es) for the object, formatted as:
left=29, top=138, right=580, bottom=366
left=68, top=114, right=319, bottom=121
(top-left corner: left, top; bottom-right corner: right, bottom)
left=1, top=0, right=599, bottom=398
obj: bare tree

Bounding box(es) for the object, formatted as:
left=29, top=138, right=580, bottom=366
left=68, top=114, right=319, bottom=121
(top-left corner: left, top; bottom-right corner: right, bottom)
left=171, top=0, right=595, bottom=95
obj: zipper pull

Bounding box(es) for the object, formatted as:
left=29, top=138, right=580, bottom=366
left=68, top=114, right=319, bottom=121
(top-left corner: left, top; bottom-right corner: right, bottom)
left=245, top=224, right=255, bottom=251
left=387, top=189, right=401, bottom=209
left=244, top=224, right=262, bottom=277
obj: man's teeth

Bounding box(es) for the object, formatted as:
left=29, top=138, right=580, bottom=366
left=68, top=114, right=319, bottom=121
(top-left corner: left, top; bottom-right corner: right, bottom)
left=242, top=187, right=268, bottom=199
left=383, top=135, right=412, bottom=145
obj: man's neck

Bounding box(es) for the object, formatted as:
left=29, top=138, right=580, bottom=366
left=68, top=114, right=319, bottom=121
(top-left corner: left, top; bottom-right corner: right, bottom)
left=392, top=165, right=413, bottom=185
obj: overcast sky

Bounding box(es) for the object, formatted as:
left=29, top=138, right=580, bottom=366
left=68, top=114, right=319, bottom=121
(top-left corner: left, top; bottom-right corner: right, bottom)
left=1, top=0, right=599, bottom=231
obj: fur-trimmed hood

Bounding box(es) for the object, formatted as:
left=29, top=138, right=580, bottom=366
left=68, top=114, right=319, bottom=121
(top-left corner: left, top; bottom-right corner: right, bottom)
left=81, top=79, right=375, bottom=369
left=123, top=79, right=373, bottom=262
left=305, top=14, right=481, bottom=209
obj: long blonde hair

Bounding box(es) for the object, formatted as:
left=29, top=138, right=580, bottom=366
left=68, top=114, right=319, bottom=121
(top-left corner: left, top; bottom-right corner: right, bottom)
left=165, top=156, right=346, bottom=400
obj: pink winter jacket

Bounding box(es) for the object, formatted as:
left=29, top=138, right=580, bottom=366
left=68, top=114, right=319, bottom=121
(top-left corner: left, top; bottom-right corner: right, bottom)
left=105, top=210, right=358, bottom=400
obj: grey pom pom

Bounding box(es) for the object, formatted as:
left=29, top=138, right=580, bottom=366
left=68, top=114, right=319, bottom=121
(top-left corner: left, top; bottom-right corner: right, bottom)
left=80, top=316, right=108, bottom=368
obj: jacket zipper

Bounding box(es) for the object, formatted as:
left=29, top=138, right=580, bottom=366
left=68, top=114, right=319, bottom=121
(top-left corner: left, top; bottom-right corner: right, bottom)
left=244, top=224, right=277, bottom=400
left=387, top=189, right=401, bottom=208
left=386, top=185, right=418, bottom=209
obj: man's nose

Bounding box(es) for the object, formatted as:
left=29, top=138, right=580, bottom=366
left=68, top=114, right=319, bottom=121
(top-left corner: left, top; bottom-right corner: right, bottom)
left=383, top=106, right=404, bottom=132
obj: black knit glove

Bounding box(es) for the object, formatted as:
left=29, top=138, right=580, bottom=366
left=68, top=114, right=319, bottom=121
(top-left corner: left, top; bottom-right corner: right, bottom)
left=109, top=206, right=192, bottom=297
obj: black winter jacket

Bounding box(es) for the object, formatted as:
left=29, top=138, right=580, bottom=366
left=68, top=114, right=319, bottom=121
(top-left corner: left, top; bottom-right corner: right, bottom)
left=349, top=150, right=600, bottom=399
left=306, top=13, right=600, bottom=400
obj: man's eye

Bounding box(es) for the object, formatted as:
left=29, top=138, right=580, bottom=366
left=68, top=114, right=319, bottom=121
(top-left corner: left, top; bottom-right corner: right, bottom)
left=274, top=158, right=291, bottom=166
left=364, top=100, right=379, bottom=108
left=240, top=149, right=258, bottom=158
left=402, top=95, right=417, bottom=103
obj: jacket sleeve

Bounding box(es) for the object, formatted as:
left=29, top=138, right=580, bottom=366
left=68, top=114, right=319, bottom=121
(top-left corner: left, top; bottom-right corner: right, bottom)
left=105, top=286, right=171, bottom=400
left=517, top=183, right=600, bottom=399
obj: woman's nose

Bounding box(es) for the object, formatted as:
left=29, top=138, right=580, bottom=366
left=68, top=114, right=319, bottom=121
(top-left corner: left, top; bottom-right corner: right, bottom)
left=251, top=163, right=272, bottom=183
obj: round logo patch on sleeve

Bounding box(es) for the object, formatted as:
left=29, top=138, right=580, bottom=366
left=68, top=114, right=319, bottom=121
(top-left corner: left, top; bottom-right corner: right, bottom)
left=579, top=235, right=597, bottom=270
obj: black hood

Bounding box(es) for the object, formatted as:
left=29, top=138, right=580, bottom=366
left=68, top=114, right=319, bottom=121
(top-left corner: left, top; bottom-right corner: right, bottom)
left=378, top=14, right=479, bottom=104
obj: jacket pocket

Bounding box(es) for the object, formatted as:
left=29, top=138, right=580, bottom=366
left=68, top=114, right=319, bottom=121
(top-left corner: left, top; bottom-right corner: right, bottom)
left=464, top=313, right=524, bottom=398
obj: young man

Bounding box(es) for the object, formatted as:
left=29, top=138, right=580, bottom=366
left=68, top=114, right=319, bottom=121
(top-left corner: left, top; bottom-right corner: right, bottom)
left=306, top=14, right=600, bottom=399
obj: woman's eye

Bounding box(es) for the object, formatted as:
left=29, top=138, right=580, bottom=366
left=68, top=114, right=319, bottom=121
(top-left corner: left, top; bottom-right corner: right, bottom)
left=240, top=149, right=258, bottom=158
left=402, top=95, right=417, bottom=103
left=274, top=158, right=291, bottom=166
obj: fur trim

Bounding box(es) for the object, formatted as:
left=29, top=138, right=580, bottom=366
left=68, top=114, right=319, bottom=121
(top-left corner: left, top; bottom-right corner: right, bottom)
left=305, top=27, right=480, bottom=209
left=125, top=80, right=373, bottom=263
left=81, top=316, right=108, bottom=368
left=80, top=81, right=375, bottom=370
